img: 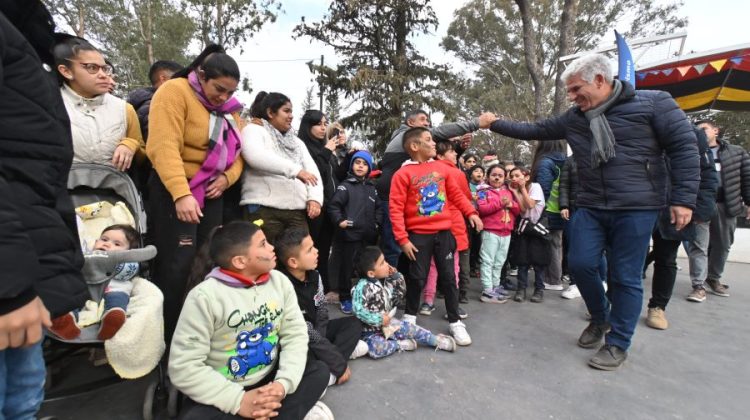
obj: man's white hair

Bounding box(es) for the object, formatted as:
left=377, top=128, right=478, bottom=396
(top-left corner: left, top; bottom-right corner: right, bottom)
left=561, top=54, right=613, bottom=84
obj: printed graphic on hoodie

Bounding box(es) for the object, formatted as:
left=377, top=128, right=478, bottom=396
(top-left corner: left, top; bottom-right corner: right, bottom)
left=222, top=302, right=282, bottom=379
left=413, top=172, right=446, bottom=216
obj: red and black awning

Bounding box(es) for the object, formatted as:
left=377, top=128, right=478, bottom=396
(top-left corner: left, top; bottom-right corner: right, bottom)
left=636, top=44, right=750, bottom=112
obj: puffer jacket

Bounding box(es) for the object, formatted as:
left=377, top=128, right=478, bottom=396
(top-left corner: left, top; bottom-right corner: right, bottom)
left=490, top=81, right=699, bottom=211
left=714, top=139, right=750, bottom=217
left=127, top=86, right=154, bottom=140
left=327, top=175, right=383, bottom=242
left=0, top=4, right=87, bottom=317
left=534, top=152, right=566, bottom=230
left=558, top=156, right=578, bottom=211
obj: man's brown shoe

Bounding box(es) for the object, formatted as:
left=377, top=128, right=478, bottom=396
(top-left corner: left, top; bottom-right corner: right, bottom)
left=645, top=307, right=668, bottom=330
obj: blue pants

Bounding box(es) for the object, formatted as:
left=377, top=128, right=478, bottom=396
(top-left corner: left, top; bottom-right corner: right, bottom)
left=380, top=202, right=402, bottom=267
left=0, top=341, right=45, bottom=420
left=568, top=208, right=658, bottom=351
left=363, top=320, right=437, bottom=359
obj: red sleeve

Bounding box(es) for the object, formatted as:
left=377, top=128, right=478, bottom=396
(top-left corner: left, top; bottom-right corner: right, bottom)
left=446, top=169, right=477, bottom=218
left=388, top=169, right=410, bottom=245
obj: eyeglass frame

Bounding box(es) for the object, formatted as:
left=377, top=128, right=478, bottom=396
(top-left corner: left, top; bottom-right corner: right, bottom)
left=67, top=60, right=114, bottom=76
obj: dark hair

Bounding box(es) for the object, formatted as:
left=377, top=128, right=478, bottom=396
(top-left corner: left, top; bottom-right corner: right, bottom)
left=101, top=224, right=139, bottom=249
left=463, top=153, right=478, bottom=163
left=486, top=164, right=506, bottom=178
left=436, top=140, right=456, bottom=157
left=484, top=150, right=498, bottom=157
left=402, top=126, right=430, bottom=151
left=173, top=44, right=239, bottom=81
left=695, top=119, right=721, bottom=137
left=530, top=140, right=566, bottom=182
left=185, top=221, right=262, bottom=295
left=298, top=110, right=326, bottom=143
left=250, top=91, right=292, bottom=120
left=356, top=246, right=383, bottom=278
left=405, top=109, right=429, bottom=124
left=148, top=60, right=182, bottom=85
left=274, top=227, right=310, bottom=267
left=52, top=36, right=100, bottom=85
left=510, top=166, right=532, bottom=188
left=468, top=164, right=485, bottom=175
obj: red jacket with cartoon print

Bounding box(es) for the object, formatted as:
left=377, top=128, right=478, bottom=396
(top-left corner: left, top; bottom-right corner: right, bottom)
left=477, top=185, right=520, bottom=237
left=389, top=160, right=478, bottom=246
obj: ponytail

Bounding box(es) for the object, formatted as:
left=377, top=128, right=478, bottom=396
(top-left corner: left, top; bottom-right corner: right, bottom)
left=172, top=43, right=239, bottom=81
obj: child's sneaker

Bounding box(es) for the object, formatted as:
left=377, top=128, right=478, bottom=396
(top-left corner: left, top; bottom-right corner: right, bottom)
left=339, top=300, right=353, bottom=314
left=493, top=285, right=510, bottom=297
left=303, top=401, right=334, bottom=420
left=350, top=340, right=369, bottom=359
left=480, top=290, right=506, bottom=303
left=561, top=284, right=581, bottom=299
left=443, top=307, right=469, bottom=320
left=435, top=334, right=456, bottom=352
left=97, top=308, right=126, bottom=340
left=397, top=339, right=417, bottom=351
left=449, top=320, right=472, bottom=346
left=49, top=312, right=81, bottom=340
left=419, top=303, right=435, bottom=315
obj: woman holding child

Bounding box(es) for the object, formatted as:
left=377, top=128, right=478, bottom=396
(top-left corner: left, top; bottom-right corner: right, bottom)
left=147, top=44, right=244, bottom=340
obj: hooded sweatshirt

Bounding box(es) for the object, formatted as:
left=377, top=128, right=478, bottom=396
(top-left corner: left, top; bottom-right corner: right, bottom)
left=168, top=268, right=308, bottom=415
left=477, top=185, right=520, bottom=237
left=389, top=160, right=478, bottom=245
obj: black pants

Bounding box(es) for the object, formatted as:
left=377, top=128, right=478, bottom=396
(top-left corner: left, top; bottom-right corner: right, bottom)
left=458, top=249, right=470, bottom=296
left=311, top=316, right=361, bottom=376
left=328, top=239, right=365, bottom=301
left=148, top=171, right=223, bottom=344
left=179, top=359, right=330, bottom=420
left=648, top=228, right=681, bottom=310
left=404, top=231, right=460, bottom=323
left=469, top=227, right=482, bottom=271
left=308, top=211, right=334, bottom=292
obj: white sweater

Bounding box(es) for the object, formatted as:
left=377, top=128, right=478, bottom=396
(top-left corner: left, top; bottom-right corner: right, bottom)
left=240, top=123, right=324, bottom=210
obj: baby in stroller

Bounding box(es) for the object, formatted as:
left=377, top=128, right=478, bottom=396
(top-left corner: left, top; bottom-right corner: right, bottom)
left=49, top=224, right=155, bottom=340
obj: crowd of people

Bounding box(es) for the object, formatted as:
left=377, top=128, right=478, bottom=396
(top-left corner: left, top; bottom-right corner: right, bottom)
left=2, top=2, right=750, bottom=419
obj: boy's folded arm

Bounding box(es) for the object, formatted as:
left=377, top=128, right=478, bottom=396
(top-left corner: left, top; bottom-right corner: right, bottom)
left=274, top=277, right=310, bottom=395
left=168, top=290, right=245, bottom=415
left=307, top=327, right=347, bottom=377
left=352, top=282, right=384, bottom=326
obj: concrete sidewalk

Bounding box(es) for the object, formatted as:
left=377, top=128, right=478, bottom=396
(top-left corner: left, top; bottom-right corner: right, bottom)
left=40, top=258, right=749, bottom=420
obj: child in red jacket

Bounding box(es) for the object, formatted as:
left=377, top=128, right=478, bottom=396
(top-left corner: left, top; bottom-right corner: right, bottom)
left=389, top=127, right=483, bottom=346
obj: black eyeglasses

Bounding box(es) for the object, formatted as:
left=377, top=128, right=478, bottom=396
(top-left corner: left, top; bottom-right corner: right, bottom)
left=69, top=61, right=114, bottom=76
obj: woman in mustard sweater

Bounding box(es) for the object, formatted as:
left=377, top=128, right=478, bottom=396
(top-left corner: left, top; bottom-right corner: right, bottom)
left=146, top=44, right=244, bottom=340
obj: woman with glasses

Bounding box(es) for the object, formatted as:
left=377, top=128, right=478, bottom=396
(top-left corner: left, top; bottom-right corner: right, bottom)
left=53, top=36, right=144, bottom=171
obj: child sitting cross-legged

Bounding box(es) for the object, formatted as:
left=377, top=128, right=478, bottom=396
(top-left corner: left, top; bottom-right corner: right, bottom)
left=275, top=227, right=368, bottom=388
left=352, top=246, right=456, bottom=358
left=169, top=221, right=332, bottom=420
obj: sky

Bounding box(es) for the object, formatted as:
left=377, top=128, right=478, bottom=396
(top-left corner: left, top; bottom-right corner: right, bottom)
left=228, top=0, right=750, bottom=123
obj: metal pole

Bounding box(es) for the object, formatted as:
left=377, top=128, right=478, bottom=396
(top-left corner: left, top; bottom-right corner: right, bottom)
left=319, top=55, right=324, bottom=111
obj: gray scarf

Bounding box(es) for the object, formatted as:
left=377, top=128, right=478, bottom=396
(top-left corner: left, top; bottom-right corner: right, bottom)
left=584, top=79, right=622, bottom=168
left=262, top=119, right=304, bottom=165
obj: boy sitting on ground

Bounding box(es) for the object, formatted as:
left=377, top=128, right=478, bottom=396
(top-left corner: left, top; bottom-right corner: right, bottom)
left=275, top=227, right=368, bottom=387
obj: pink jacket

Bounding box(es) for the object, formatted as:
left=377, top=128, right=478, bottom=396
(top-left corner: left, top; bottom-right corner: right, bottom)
left=477, top=186, right=520, bottom=237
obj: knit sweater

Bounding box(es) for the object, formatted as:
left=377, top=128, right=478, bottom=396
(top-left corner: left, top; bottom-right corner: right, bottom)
left=389, top=160, right=478, bottom=245
left=168, top=269, right=308, bottom=415
left=477, top=186, right=520, bottom=237
left=146, top=77, right=244, bottom=201
left=240, top=122, right=324, bottom=210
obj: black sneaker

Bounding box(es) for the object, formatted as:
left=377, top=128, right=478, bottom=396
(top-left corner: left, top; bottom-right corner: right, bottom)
left=458, top=292, right=469, bottom=304
left=578, top=322, right=610, bottom=349
left=501, top=280, right=517, bottom=291
left=443, top=307, right=469, bottom=320
left=513, top=289, right=526, bottom=303
left=588, top=344, right=628, bottom=371
left=530, top=288, right=544, bottom=303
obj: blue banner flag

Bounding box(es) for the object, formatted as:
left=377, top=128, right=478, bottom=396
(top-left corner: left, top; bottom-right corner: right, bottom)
left=615, top=30, right=635, bottom=87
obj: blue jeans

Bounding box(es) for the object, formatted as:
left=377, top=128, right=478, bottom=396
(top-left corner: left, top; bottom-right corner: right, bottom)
left=380, top=201, right=402, bottom=267
left=568, top=208, right=658, bottom=351
left=0, top=341, right=45, bottom=419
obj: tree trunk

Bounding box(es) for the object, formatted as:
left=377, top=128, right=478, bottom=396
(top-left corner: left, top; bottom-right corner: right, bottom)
left=552, top=0, right=578, bottom=115
left=145, top=0, right=154, bottom=65
left=77, top=3, right=85, bottom=37
left=514, top=0, right=545, bottom=120
left=217, top=0, right=224, bottom=46
left=393, top=3, right=408, bottom=121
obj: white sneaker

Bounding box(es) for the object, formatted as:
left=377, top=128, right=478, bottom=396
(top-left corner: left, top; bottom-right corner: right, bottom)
left=543, top=282, right=564, bottom=291
left=350, top=340, right=369, bottom=360
left=561, top=284, right=581, bottom=299
left=449, top=320, right=472, bottom=346
left=603, top=281, right=608, bottom=292
left=397, top=339, right=417, bottom=351
left=303, top=401, right=334, bottom=420
left=435, top=334, right=456, bottom=352
left=402, top=314, right=417, bottom=325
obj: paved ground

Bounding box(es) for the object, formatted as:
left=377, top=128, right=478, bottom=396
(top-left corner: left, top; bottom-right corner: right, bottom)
left=39, top=257, right=749, bottom=420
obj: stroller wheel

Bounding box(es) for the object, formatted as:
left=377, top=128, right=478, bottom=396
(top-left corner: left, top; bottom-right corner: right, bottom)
left=142, top=379, right=159, bottom=420
left=168, top=385, right=182, bottom=418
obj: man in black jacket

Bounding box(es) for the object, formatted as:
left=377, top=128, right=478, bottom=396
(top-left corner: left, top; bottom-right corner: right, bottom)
left=490, top=54, right=699, bottom=370
left=0, top=1, right=87, bottom=416
left=686, top=120, right=750, bottom=301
